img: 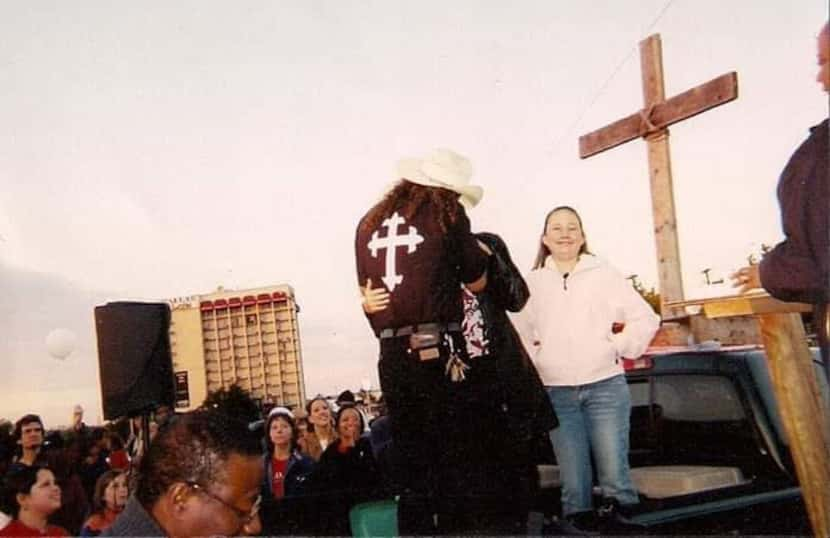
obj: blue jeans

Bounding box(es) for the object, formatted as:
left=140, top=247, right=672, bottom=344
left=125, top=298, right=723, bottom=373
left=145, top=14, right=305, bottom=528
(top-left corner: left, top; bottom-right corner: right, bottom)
left=546, top=375, right=639, bottom=516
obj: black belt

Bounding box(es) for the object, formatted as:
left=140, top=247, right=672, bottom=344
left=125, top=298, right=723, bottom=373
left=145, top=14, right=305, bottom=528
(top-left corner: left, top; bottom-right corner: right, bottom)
left=379, top=322, right=461, bottom=340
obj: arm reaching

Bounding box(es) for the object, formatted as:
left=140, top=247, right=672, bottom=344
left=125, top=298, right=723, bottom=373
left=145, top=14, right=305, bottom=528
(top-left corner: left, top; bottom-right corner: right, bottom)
left=730, top=265, right=762, bottom=294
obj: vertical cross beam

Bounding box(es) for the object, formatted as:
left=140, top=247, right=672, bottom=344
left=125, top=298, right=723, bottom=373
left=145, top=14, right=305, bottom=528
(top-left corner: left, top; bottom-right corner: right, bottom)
left=640, top=35, right=685, bottom=319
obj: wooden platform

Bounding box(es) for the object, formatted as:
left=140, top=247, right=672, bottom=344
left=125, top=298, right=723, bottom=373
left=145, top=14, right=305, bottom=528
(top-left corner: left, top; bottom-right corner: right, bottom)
left=666, top=292, right=813, bottom=319
left=646, top=293, right=813, bottom=347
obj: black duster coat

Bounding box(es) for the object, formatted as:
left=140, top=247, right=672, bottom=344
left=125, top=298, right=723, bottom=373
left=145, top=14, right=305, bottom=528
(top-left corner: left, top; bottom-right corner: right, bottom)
left=473, top=232, right=558, bottom=446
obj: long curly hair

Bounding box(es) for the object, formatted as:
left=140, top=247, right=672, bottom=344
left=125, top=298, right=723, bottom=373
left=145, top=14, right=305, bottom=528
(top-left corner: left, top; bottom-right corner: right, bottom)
left=360, top=181, right=462, bottom=235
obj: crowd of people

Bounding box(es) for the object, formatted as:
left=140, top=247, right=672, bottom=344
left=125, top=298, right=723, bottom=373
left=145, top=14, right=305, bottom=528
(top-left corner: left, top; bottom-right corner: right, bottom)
left=2, top=386, right=520, bottom=537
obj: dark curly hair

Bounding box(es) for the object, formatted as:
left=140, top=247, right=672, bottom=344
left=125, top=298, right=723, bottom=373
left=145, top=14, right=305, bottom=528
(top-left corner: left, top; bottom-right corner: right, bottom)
left=1, top=465, right=52, bottom=518
left=133, top=410, right=261, bottom=508
left=360, top=181, right=462, bottom=235
left=13, top=414, right=43, bottom=442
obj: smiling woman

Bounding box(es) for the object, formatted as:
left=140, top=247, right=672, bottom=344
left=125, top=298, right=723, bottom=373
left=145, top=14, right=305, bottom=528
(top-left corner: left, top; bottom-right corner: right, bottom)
left=307, top=404, right=381, bottom=536
left=515, top=205, right=660, bottom=531
left=302, top=396, right=337, bottom=462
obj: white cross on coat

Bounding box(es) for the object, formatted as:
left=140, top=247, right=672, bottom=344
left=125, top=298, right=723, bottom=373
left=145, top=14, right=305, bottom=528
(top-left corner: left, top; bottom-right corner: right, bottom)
left=367, top=212, right=424, bottom=292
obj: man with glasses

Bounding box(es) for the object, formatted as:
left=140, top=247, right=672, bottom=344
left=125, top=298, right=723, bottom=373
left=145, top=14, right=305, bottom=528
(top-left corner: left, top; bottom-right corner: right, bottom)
left=104, top=410, right=264, bottom=537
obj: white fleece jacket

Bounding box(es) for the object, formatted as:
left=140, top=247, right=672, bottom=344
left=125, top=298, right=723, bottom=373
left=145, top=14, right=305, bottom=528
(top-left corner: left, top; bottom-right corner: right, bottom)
left=514, top=254, right=660, bottom=386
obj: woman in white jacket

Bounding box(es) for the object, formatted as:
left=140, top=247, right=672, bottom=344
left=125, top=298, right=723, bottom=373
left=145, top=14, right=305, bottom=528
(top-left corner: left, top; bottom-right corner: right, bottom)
left=517, top=206, right=659, bottom=527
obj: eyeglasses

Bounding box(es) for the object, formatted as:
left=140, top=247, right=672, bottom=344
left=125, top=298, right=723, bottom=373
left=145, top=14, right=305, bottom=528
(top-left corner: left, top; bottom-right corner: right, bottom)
left=185, top=481, right=261, bottom=526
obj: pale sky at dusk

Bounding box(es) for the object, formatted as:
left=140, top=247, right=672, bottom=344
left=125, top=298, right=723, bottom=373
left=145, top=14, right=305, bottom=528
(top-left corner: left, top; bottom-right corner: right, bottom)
left=1, top=1, right=827, bottom=427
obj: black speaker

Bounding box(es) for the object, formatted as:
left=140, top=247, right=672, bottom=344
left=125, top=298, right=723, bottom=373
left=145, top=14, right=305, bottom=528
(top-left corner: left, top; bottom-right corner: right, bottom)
left=95, top=302, right=175, bottom=420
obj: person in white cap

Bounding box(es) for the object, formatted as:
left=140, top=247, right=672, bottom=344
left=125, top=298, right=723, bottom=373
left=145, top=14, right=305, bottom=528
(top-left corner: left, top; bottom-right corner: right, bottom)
left=354, top=148, right=489, bottom=534
left=259, top=407, right=314, bottom=536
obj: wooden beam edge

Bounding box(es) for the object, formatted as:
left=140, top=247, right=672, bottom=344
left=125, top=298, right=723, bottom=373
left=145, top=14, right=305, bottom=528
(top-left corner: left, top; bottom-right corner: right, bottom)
left=578, top=71, right=738, bottom=159
left=666, top=293, right=812, bottom=319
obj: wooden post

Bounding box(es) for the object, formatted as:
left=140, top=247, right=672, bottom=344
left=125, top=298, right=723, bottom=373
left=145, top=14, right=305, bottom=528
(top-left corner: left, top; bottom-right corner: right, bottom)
left=640, top=35, right=684, bottom=319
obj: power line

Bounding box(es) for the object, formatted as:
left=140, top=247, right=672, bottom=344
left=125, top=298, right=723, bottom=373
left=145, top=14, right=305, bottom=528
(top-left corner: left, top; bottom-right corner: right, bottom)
left=549, top=0, right=679, bottom=156
left=642, top=0, right=679, bottom=36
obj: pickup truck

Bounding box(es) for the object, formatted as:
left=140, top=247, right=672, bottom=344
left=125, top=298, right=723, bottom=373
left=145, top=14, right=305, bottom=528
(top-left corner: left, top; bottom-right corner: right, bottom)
left=536, top=344, right=828, bottom=535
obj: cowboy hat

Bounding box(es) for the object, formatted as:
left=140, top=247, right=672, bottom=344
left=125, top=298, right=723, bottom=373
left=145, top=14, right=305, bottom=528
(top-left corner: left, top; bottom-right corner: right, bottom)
left=397, top=148, right=483, bottom=209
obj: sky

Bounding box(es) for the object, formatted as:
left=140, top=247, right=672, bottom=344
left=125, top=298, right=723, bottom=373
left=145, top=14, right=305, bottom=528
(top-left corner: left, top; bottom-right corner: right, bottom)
left=1, top=1, right=828, bottom=427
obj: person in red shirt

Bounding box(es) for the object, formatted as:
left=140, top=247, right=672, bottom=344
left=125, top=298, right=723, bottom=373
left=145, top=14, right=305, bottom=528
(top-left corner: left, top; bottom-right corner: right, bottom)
left=79, top=470, right=128, bottom=536
left=0, top=466, right=68, bottom=537
left=260, top=407, right=314, bottom=535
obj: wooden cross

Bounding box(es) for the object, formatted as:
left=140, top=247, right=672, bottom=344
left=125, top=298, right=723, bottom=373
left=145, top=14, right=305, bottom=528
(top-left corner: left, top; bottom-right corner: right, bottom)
left=578, top=34, right=738, bottom=319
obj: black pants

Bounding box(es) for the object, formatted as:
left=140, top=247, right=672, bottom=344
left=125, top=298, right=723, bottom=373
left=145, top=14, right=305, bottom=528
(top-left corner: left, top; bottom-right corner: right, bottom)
left=378, top=333, right=528, bottom=535
left=378, top=332, right=467, bottom=535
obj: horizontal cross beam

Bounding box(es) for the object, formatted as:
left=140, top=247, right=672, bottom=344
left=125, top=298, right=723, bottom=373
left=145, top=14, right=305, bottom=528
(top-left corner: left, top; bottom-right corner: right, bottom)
left=579, top=72, right=738, bottom=159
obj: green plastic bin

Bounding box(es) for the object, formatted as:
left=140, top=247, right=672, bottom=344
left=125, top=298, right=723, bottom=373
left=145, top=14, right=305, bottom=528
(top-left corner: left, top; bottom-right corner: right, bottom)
left=350, top=498, right=399, bottom=538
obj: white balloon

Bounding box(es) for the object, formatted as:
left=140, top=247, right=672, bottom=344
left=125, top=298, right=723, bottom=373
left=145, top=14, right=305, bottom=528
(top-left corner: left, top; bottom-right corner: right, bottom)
left=46, top=328, right=76, bottom=360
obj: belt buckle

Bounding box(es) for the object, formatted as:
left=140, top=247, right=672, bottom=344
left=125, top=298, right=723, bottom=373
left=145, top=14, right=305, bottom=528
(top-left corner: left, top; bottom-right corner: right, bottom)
left=409, top=329, right=440, bottom=361
left=417, top=347, right=440, bottom=361
left=409, top=331, right=439, bottom=349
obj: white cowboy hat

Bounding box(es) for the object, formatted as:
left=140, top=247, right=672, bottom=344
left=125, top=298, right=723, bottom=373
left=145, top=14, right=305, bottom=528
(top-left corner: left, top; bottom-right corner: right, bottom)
left=396, top=148, right=483, bottom=209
